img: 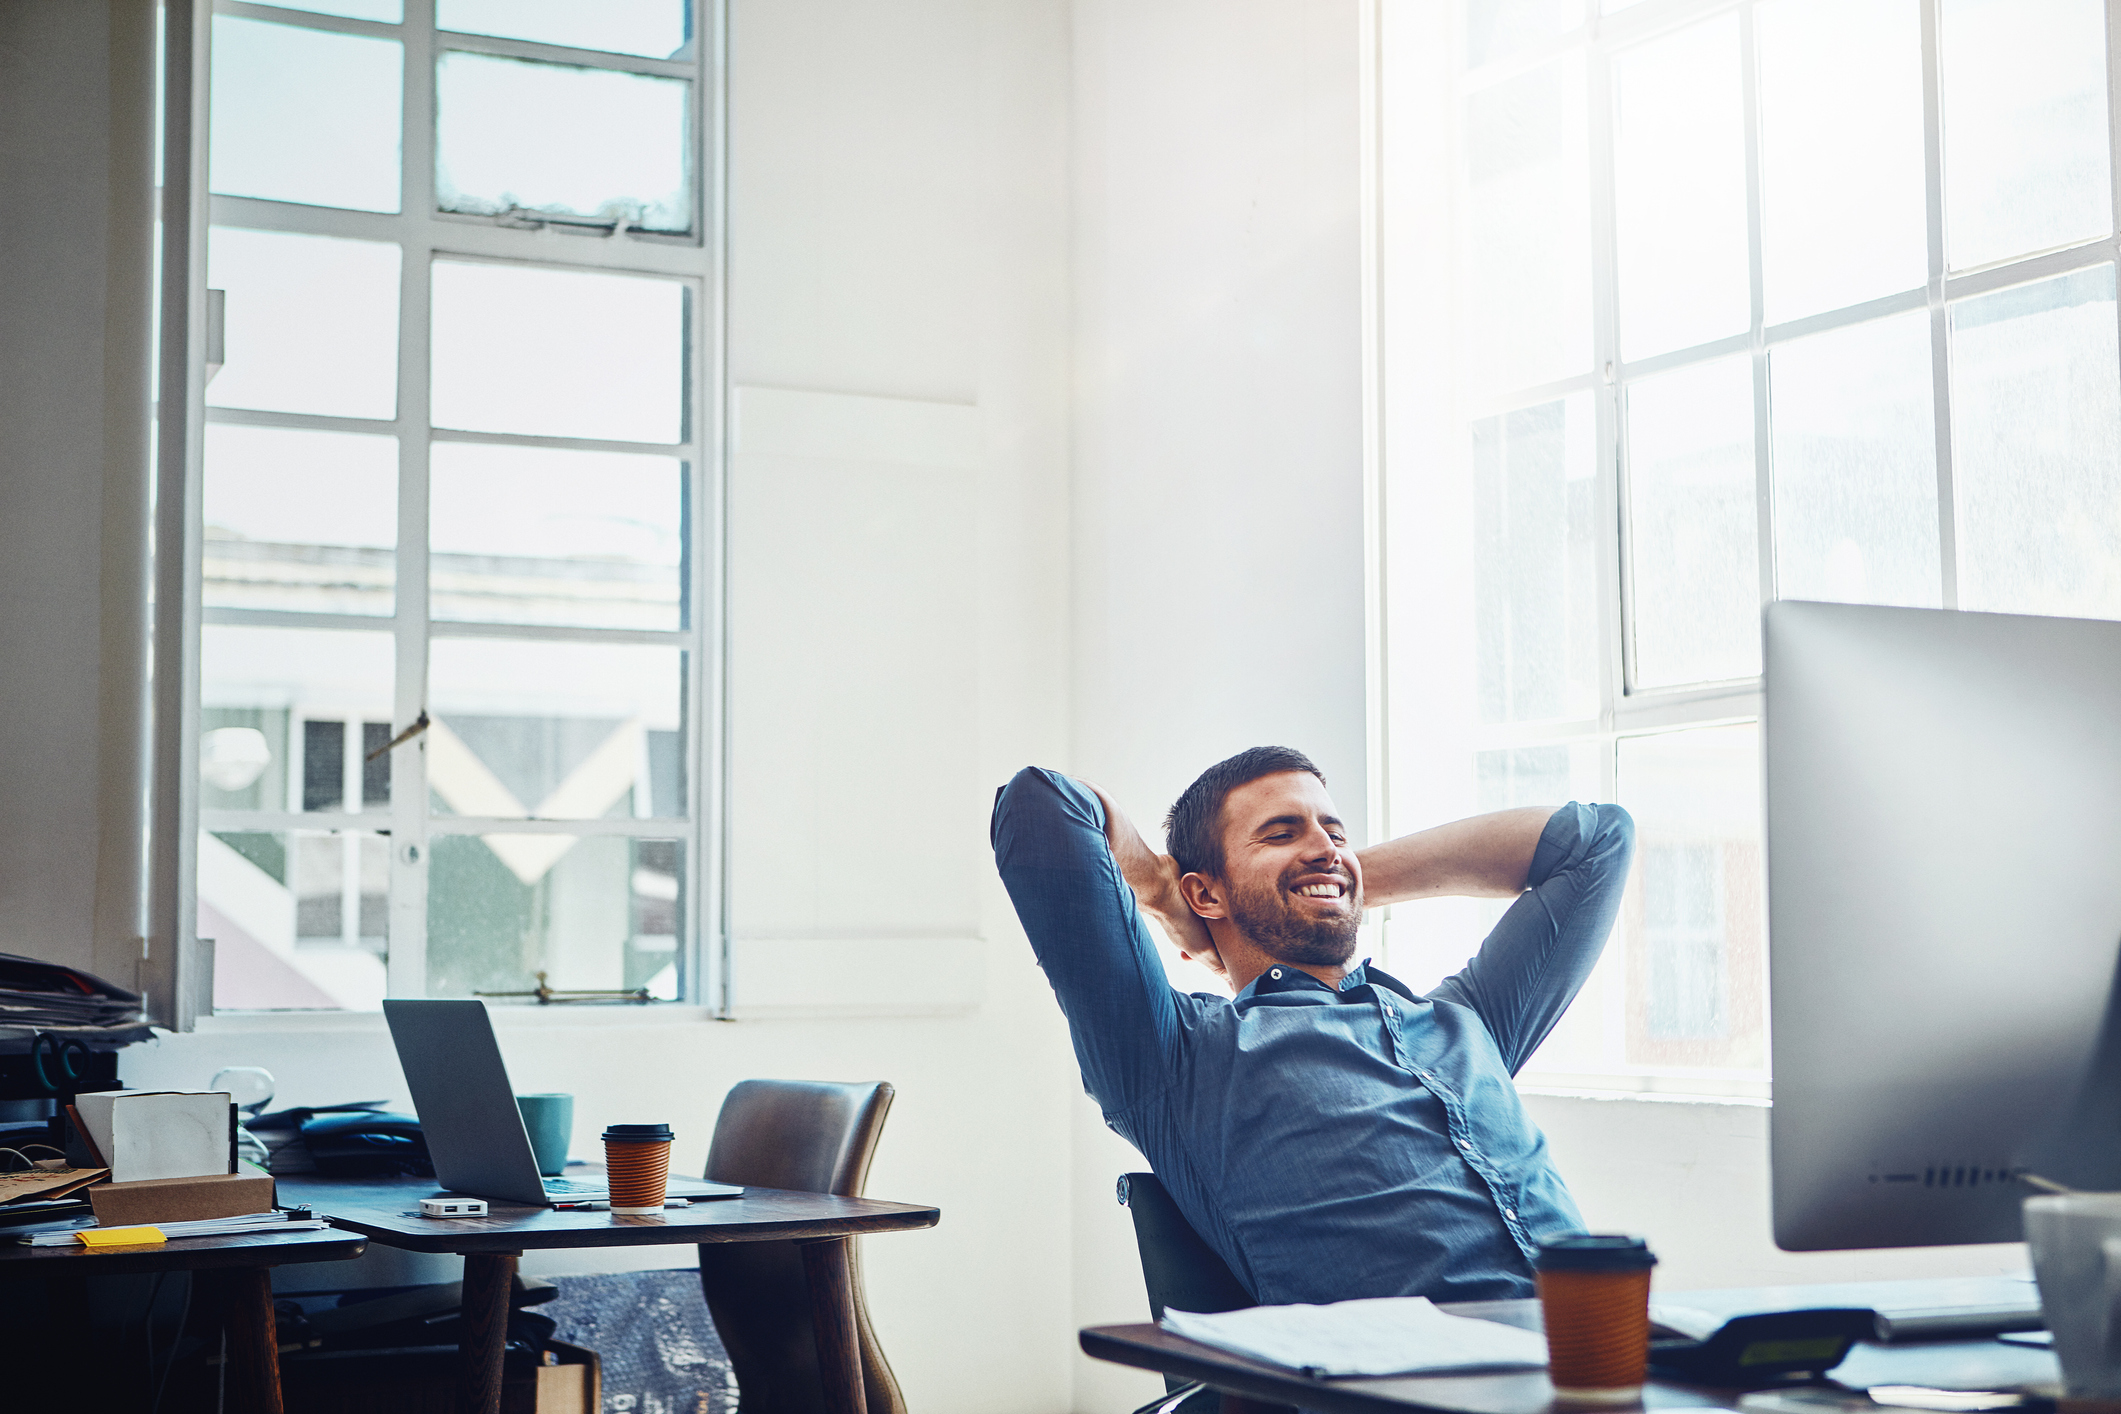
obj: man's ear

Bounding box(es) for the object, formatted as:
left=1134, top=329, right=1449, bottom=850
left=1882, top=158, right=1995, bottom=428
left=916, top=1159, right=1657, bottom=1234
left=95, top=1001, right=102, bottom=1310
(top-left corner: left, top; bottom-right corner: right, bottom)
left=1179, top=872, right=1228, bottom=921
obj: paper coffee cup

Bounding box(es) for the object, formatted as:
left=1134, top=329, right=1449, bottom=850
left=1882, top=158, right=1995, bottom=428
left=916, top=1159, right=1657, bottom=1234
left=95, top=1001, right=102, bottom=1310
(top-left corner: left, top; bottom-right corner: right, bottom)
left=1535, top=1234, right=1658, bottom=1404
left=602, top=1123, right=675, bottom=1215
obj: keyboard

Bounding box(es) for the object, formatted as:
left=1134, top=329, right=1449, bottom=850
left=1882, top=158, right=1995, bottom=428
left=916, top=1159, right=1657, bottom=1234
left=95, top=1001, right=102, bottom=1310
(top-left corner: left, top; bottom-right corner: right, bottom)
left=542, top=1176, right=605, bottom=1195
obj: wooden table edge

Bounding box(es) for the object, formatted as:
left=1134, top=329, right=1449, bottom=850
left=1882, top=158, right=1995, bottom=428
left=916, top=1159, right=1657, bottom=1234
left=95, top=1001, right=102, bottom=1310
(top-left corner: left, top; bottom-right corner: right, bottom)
left=0, top=1231, right=368, bottom=1277
left=287, top=1187, right=941, bottom=1254
left=1080, top=1323, right=1578, bottom=1414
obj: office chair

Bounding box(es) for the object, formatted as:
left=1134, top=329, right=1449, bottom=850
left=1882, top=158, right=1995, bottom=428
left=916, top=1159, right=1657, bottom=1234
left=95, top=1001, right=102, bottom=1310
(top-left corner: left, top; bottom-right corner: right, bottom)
left=1118, top=1172, right=1293, bottom=1414
left=696, top=1079, right=902, bottom=1414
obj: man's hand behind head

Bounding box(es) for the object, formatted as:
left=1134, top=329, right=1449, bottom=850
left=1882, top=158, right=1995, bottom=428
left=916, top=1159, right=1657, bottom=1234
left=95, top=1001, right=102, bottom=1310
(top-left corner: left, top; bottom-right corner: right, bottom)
left=1085, top=780, right=1231, bottom=990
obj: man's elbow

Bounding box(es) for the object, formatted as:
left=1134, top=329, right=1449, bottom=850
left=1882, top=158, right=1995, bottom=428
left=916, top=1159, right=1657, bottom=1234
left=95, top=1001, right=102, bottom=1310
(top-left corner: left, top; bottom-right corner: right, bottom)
left=990, top=766, right=1105, bottom=865
left=1589, top=803, right=1636, bottom=871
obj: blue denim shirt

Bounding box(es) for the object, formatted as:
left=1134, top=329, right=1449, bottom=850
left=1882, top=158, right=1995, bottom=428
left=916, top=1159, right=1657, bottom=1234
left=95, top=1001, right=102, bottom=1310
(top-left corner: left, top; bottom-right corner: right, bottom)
left=991, top=767, right=1635, bottom=1306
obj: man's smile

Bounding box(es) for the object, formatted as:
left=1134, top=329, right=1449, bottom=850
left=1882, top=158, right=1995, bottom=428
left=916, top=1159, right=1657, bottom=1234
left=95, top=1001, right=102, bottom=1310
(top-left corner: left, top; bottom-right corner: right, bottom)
left=1291, top=874, right=1352, bottom=901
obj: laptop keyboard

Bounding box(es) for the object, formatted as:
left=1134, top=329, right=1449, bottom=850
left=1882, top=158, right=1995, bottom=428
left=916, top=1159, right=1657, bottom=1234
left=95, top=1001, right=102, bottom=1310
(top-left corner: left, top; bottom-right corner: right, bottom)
left=541, top=1177, right=603, bottom=1195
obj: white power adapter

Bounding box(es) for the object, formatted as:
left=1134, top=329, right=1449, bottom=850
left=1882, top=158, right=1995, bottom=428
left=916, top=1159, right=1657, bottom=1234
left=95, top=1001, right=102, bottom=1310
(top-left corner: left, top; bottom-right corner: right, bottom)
left=419, top=1196, right=488, bottom=1218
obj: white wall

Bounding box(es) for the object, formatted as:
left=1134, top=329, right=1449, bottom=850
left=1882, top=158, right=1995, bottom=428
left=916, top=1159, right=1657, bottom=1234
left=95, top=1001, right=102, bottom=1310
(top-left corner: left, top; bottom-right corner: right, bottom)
left=1067, top=3, right=1368, bottom=1407
left=0, top=0, right=153, bottom=992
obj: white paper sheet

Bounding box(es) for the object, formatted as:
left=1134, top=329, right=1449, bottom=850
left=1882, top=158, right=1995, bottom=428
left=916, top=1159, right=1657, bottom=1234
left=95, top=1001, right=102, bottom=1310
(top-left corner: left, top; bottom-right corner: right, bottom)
left=1159, top=1296, right=1550, bottom=1378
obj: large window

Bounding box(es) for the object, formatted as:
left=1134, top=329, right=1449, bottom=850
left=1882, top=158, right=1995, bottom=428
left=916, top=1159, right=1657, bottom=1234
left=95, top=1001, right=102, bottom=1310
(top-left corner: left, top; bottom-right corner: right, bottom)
left=187, top=1, right=718, bottom=1011
left=1382, top=0, right=2121, bottom=1094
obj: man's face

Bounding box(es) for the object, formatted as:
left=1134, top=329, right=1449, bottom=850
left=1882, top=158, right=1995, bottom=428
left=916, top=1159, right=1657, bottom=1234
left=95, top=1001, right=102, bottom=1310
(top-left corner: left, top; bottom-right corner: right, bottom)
left=1212, top=771, right=1364, bottom=968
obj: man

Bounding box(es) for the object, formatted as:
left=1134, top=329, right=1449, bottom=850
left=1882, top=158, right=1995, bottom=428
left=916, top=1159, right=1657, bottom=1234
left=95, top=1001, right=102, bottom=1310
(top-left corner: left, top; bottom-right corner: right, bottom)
left=990, top=746, right=1634, bottom=1306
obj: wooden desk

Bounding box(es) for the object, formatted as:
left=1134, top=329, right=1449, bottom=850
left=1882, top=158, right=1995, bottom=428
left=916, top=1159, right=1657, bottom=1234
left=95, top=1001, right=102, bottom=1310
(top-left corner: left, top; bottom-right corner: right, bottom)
left=1082, top=1296, right=2064, bottom=1414
left=0, top=1222, right=367, bottom=1413
left=280, top=1174, right=940, bottom=1414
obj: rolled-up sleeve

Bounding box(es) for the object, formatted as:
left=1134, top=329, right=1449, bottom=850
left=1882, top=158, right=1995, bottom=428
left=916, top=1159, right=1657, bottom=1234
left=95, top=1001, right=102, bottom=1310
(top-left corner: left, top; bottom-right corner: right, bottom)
left=991, top=767, right=1183, bottom=1112
left=1427, top=802, right=1636, bottom=1074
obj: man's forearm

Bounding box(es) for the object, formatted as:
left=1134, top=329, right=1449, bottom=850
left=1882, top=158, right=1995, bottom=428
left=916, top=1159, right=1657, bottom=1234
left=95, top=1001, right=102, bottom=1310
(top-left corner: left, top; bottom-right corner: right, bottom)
left=1358, top=806, right=1556, bottom=906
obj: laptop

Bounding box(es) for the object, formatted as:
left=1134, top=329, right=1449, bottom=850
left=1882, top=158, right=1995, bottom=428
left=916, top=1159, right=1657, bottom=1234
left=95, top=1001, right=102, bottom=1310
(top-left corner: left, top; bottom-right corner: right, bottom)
left=382, top=998, right=741, bottom=1207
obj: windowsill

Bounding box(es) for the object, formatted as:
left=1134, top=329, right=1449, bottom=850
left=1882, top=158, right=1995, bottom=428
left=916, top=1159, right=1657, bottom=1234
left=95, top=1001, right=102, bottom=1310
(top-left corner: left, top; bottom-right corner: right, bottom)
left=191, top=1003, right=721, bottom=1033
left=1519, top=1084, right=1769, bottom=1108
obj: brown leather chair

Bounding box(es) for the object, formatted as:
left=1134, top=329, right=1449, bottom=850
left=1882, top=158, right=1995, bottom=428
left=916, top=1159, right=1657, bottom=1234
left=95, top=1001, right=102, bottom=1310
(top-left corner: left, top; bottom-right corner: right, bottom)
left=697, top=1079, right=902, bottom=1414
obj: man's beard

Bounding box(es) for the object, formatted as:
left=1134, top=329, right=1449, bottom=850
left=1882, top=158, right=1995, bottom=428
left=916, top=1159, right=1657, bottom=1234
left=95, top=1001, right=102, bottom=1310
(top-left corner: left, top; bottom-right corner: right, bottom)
left=1225, top=869, right=1363, bottom=968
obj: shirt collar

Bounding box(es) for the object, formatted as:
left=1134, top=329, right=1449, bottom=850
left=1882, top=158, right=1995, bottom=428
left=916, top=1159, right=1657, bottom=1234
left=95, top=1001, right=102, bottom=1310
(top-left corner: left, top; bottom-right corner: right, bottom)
left=1233, top=958, right=1423, bottom=1005
left=1240, top=958, right=1376, bottom=999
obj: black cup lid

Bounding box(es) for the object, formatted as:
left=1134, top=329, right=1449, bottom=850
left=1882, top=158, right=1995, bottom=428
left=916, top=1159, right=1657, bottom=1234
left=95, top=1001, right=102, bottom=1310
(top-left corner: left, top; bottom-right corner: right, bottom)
left=1533, top=1234, right=1657, bottom=1272
left=602, top=1123, right=673, bottom=1142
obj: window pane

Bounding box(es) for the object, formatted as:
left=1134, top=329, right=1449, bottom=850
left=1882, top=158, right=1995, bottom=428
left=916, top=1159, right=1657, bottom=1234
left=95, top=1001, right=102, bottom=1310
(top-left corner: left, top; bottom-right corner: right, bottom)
left=1465, top=58, right=1592, bottom=392
left=1940, top=0, right=2111, bottom=270
left=427, top=639, right=686, bottom=820
left=1612, top=14, right=1749, bottom=360
left=1616, top=724, right=1765, bottom=1072
left=1625, top=357, right=1760, bottom=687
left=204, top=829, right=390, bottom=1012
left=1473, top=392, right=1598, bottom=723
left=204, top=425, right=397, bottom=618
left=435, top=52, right=691, bottom=233
left=438, top=0, right=691, bottom=59
left=1392, top=742, right=1605, bottom=1004
left=430, top=443, right=684, bottom=630
left=1757, top=0, right=1927, bottom=323
left=427, top=835, right=683, bottom=1000
left=207, top=228, right=401, bottom=420
left=1769, top=311, right=1941, bottom=607
left=210, top=16, right=402, bottom=214
left=1950, top=266, right=2121, bottom=618
left=201, top=626, right=396, bottom=744
left=430, top=262, right=685, bottom=443
left=1462, top=0, right=1579, bottom=68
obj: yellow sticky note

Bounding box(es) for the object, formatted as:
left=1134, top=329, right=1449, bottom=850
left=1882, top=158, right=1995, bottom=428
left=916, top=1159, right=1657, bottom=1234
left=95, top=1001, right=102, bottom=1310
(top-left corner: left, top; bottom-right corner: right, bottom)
left=78, top=1225, right=166, bottom=1247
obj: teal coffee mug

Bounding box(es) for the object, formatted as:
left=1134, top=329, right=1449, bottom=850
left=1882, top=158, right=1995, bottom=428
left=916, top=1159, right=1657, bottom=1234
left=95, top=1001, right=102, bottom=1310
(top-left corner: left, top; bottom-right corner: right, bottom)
left=516, top=1092, right=574, bottom=1177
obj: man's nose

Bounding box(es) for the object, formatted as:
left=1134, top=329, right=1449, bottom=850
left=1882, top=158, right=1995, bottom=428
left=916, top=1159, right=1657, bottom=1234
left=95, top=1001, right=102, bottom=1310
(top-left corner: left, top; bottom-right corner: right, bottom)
left=1301, top=827, right=1343, bottom=866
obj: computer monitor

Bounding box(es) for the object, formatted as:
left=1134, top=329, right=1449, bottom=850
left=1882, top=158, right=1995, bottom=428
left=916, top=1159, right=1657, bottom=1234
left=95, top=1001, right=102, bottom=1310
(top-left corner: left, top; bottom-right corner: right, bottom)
left=1765, top=600, right=2121, bottom=1251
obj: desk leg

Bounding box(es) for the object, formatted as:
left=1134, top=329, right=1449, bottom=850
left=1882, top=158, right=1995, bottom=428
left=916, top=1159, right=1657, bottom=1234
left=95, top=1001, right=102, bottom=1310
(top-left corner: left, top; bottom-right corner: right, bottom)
left=457, top=1250, right=519, bottom=1414
left=798, top=1237, right=866, bottom=1414
left=198, top=1266, right=285, bottom=1414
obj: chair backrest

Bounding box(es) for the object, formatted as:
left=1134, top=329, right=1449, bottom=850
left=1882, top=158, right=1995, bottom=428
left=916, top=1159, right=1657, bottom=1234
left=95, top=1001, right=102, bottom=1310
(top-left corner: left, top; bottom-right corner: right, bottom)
left=697, top=1080, right=901, bottom=1414
left=1118, top=1171, right=1254, bottom=1321
left=704, top=1079, right=893, bottom=1194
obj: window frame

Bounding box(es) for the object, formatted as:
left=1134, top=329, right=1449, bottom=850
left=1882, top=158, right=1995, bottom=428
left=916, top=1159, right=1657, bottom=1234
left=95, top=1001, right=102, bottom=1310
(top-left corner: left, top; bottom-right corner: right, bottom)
left=152, top=0, right=731, bottom=1024
left=1376, top=0, right=2121, bottom=1097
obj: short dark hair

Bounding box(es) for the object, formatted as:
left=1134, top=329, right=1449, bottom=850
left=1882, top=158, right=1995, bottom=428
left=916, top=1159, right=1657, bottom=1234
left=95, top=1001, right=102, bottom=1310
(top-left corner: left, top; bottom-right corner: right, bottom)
left=1163, top=746, right=1326, bottom=878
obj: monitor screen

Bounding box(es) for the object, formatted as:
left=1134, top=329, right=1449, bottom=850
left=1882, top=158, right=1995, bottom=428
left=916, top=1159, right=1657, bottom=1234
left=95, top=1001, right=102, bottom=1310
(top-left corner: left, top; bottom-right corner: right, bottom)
left=1766, top=600, right=2121, bottom=1250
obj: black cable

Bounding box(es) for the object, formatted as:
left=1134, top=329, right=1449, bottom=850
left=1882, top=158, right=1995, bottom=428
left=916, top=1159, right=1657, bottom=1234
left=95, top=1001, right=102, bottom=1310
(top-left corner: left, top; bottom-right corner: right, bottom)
left=141, top=1271, right=168, bottom=1393
left=147, top=1273, right=193, bottom=1414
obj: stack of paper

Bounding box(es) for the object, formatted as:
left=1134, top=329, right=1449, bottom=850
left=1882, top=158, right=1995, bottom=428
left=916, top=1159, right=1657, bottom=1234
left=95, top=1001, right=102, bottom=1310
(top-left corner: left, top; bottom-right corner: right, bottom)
left=0, top=952, right=148, bottom=1042
left=1159, top=1297, right=1550, bottom=1378
left=0, top=1163, right=106, bottom=1207
left=10, top=1212, right=329, bottom=1246
left=75, top=1091, right=234, bottom=1182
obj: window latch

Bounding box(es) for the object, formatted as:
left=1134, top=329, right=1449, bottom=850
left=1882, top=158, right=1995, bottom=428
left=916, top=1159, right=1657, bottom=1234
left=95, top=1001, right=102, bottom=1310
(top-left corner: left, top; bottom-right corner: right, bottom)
left=365, top=710, right=430, bottom=763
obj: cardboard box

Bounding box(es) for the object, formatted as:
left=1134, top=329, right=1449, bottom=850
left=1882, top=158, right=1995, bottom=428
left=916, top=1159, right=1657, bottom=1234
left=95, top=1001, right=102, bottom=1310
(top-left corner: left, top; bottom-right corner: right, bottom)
left=88, top=1171, right=276, bottom=1226
left=536, top=1342, right=601, bottom=1414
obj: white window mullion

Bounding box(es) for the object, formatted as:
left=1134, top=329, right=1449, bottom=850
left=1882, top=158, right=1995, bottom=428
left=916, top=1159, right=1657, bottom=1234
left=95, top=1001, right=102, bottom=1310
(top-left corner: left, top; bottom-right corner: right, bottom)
left=1740, top=1, right=1775, bottom=611
left=1585, top=33, right=1630, bottom=723
left=696, top=0, right=731, bottom=1013
left=1919, top=0, right=1958, bottom=610
left=388, top=0, right=436, bottom=1000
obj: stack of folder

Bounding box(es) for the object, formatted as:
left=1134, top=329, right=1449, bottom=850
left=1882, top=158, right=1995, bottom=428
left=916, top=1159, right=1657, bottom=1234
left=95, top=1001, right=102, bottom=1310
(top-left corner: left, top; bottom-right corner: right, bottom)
left=0, top=952, right=150, bottom=1043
